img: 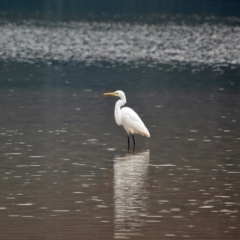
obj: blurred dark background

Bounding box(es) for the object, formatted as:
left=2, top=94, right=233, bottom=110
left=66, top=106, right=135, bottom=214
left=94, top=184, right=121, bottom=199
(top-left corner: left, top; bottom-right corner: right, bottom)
left=0, top=0, right=239, bottom=90
left=0, top=0, right=240, bottom=21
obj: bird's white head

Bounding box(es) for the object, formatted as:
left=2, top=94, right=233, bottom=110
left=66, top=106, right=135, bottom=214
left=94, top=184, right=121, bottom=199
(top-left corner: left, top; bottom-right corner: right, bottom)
left=103, top=90, right=127, bottom=106
left=103, top=90, right=125, bottom=99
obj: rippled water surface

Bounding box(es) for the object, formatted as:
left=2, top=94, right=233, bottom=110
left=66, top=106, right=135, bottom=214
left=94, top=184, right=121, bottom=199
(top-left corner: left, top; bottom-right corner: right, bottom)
left=0, top=17, right=240, bottom=66
left=0, top=16, right=240, bottom=240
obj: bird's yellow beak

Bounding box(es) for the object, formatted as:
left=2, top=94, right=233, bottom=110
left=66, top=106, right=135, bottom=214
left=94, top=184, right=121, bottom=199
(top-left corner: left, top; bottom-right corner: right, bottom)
left=103, top=92, right=116, bottom=96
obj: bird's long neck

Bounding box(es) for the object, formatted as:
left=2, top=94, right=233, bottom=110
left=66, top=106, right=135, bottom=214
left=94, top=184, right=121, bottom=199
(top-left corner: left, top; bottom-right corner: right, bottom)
left=114, top=97, right=126, bottom=126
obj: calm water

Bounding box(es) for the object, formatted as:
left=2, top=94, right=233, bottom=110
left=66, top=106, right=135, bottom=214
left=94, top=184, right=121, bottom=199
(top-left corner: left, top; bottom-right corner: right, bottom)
left=0, top=14, right=240, bottom=240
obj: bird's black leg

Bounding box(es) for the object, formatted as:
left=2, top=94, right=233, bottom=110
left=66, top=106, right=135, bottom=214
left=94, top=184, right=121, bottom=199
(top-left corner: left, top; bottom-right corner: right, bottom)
left=132, top=134, right=135, bottom=147
left=127, top=135, right=130, bottom=148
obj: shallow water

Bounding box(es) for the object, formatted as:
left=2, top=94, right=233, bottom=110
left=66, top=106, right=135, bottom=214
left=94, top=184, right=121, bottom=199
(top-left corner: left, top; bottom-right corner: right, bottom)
left=0, top=13, right=240, bottom=240
left=0, top=62, right=239, bottom=240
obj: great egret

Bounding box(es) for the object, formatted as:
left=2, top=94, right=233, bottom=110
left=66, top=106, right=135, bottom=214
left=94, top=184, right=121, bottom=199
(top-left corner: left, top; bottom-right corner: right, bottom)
left=103, top=90, right=150, bottom=147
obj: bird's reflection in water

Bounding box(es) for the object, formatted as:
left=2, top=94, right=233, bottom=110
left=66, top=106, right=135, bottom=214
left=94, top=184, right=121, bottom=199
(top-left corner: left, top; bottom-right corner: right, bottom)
left=113, top=150, right=150, bottom=239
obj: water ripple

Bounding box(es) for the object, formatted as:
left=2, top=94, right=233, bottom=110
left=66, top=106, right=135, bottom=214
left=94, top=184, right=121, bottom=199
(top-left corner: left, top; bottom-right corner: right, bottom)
left=0, top=19, right=239, bottom=67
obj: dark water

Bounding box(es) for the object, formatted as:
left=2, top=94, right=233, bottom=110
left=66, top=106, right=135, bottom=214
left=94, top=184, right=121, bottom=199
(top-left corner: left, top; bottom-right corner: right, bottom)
left=1, top=0, right=240, bottom=19
left=0, top=7, right=240, bottom=240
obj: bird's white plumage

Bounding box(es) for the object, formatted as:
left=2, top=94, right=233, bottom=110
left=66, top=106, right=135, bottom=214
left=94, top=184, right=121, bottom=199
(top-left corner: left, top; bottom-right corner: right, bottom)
left=103, top=90, right=150, bottom=138
left=121, top=107, right=150, bottom=137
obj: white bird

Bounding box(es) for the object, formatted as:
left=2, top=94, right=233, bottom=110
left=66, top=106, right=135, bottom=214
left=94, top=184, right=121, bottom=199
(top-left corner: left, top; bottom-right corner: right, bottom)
left=103, top=90, right=150, bottom=147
